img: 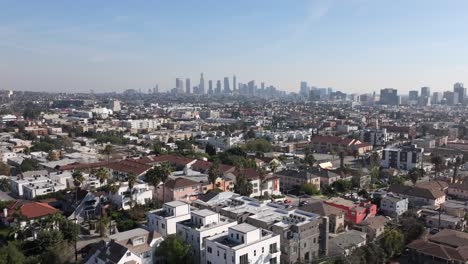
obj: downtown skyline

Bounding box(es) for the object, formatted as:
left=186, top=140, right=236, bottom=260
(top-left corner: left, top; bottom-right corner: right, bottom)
left=2, top=0, right=468, bottom=93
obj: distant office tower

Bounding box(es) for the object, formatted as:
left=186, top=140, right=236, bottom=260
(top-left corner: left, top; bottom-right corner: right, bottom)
left=233, top=75, right=237, bottom=92
left=153, top=84, right=159, bottom=93
left=432, top=92, right=442, bottom=104
left=199, top=73, right=205, bottom=94
left=248, top=80, right=255, bottom=95
left=261, top=82, right=265, bottom=90
left=300, top=81, right=309, bottom=96
left=380, top=88, right=399, bottom=105
left=185, top=78, right=191, bottom=94
left=208, top=80, right=213, bottom=95
left=409, top=90, right=419, bottom=101
left=420, top=87, right=431, bottom=98
left=444, top=91, right=459, bottom=105
left=223, top=77, right=230, bottom=93
left=215, top=80, right=222, bottom=94
left=454, top=82, right=466, bottom=104
left=176, top=78, right=184, bottom=93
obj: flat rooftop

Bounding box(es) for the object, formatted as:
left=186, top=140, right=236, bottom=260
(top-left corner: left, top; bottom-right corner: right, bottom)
left=230, top=223, right=257, bottom=234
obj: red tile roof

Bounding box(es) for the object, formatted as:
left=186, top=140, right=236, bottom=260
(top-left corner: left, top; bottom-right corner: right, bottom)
left=137, top=155, right=194, bottom=167
left=105, top=159, right=151, bottom=175
left=3, top=201, right=58, bottom=220
left=165, top=178, right=200, bottom=189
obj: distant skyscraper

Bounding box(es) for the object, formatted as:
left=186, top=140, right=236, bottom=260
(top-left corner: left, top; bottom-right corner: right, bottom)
left=215, top=80, right=222, bottom=94
left=176, top=78, right=184, bottom=93
left=261, top=82, right=265, bottom=90
left=409, top=90, right=419, bottom=101
left=380, top=88, right=399, bottom=105
left=233, top=75, right=237, bottom=92
left=420, top=86, right=431, bottom=98
left=199, top=73, right=205, bottom=94
left=248, top=80, right=255, bottom=95
left=208, top=80, right=213, bottom=95
left=185, top=78, right=191, bottom=94
left=300, top=81, right=309, bottom=96
left=454, top=82, right=466, bottom=104
left=223, top=77, right=230, bottom=93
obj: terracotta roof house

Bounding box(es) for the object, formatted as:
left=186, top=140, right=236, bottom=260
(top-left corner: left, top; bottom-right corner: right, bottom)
left=388, top=181, right=446, bottom=208
left=300, top=200, right=346, bottom=233
left=407, top=229, right=468, bottom=263
left=158, top=177, right=201, bottom=202
left=105, top=159, right=152, bottom=179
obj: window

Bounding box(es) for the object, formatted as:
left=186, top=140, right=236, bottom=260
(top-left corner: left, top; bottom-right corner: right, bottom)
left=240, top=254, right=248, bottom=264
left=161, top=223, right=165, bottom=229
left=262, top=247, right=264, bottom=253
left=207, top=247, right=212, bottom=253
left=207, top=261, right=212, bottom=264
left=254, top=250, right=256, bottom=256
left=270, top=243, right=278, bottom=253
left=126, top=252, right=131, bottom=257
left=217, top=251, right=219, bottom=256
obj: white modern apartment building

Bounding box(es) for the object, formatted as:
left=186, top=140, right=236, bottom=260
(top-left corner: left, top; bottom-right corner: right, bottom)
left=381, top=144, right=424, bottom=170
left=122, top=119, right=162, bottom=131
left=380, top=194, right=409, bottom=218
left=205, top=223, right=281, bottom=264
left=177, top=209, right=237, bottom=264
left=111, top=181, right=153, bottom=210
left=147, top=201, right=191, bottom=237
left=10, top=175, right=66, bottom=199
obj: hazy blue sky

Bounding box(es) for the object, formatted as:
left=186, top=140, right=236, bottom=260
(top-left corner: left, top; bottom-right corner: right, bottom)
left=1, top=0, right=468, bottom=93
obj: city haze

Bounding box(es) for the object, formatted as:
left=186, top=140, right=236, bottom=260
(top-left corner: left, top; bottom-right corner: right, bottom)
left=1, top=0, right=468, bottom=93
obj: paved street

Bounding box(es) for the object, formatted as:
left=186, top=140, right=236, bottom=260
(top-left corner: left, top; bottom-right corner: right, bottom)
left=0, top=190, right=14, bottom=201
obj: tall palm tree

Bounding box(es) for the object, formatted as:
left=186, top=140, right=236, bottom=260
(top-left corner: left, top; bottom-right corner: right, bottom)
left=95, top=167, right=109, bottom=186
left=72, top=170, right=84, bottom=209
left=101, top=144, right=113, bottom=164
left=107, top=183, right=119, bottom=235
left=453, top=156, right=462, bottom=183
left=127, top=173, right=137, bottom=208
left=208, top=161, right=221, bottom=191
left=257, top=167, right=267, bottom=199
left=156, top=162, right=172, bottom=203
left=145, top=167, right=161, bottom=203
left=431, top=155, right=444, bottom=179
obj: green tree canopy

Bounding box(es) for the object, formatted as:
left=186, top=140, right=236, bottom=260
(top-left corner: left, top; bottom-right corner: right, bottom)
left=158, top=235, right=193, bottom=264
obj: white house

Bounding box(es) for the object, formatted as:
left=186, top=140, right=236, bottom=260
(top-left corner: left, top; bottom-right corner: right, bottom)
left=147, top=201, right=192, bottom=237
left=85, top=228, right=163, bottom=264
left=111, top=181, right=153, bottom=210
left=204, top=223, right=281, bottom=264
left=176, top=209, right=237, bottom=264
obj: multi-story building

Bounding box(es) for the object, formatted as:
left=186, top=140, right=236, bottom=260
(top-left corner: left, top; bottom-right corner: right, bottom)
left=121, top=119, right=163, bottom=131
left=111, top=181, right=153, bottom=210
left=204, top=223, right=281, bottom=264
left=323, top=197, right=377, bottom=225
left=379, top=88, right=399, bottom=105
left=380, top=194, right=408, bottom=218
left=147, top=201, right=192, bottom=237
left=276, top=169, right=320, bottom=193
left=176, top=209, right=237, bottom=264
left=381, top=144, right=423, bottom=170
left=205, top=195, right=329, bottom=263
left=10, top=175, right=66, bottom=199
left=359, top=128, right=388, bottom=147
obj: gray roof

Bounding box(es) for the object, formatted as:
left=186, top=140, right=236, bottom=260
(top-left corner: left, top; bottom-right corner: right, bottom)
left=330, top=230, right=367, bottom=251
left=193, top=209, right=217, bottom=217
left=230, top=223, right=257, bottom=234
left=165, top=200, right=187, bottom=207
left=109, top=228, right=148, bottom=241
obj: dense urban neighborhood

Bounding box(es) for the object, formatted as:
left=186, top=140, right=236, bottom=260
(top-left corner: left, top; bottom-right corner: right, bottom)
left=2, top=85, right=468, bottom=264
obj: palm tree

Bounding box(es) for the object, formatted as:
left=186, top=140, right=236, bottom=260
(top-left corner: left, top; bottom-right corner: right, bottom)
left=95, top=167, right=109, bottom=186
left=269, top=162, right=278, bottom=176
left=127, top=173, right=137, bottom=208
left=431, top=155, right=444, bottom=179
left=453, top=156, right=462, bottom=183
left=145, top=167, right=161, bottom=203
left=257, top=167, right=267, bottom=199
left=107, top=183, right=119, bottom=235
left=208, top=161, right=221, bottom=191
left=101, top=144, right=113, bottom=164
left=97, top=214, right=109, bottom=238
left=156, top=162, right=172, bottom=203
left=72, top=170, right=84, bottom=209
